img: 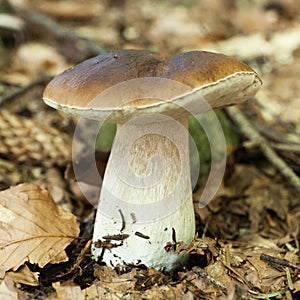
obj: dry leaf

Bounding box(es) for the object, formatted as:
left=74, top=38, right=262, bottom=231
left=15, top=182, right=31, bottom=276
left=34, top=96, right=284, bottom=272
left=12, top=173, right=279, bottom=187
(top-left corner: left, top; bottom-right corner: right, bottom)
left=35, top=168, right=72, bottom=213
left=293, top=280, right=300, bottom=293
left=83, top=281, right=120, bottom=300
left=93, top=265, right=136, bottom=292
left=0, top=183, right=80, bottom=271
left=201, top=27, right=300, bottom=63
left=245, top=255, right=284, bottom=292
left=52, top=281, right=85, bottom=300
left=76, top=25, right=119, bottom=47
left=35, top=1, right=104, bottom=20
left=0, top=276, right=26, bottom=300
left=141, top=284, right=186, bottom=300
left=148, top=7, right=204, bottom=50
left=0, top=266, right=5, bottom=280
left=7, top=265, right=39, bottom=286
left=0, top=43, right=68, bottom=85
left=0, top=13, right=25, bottom=32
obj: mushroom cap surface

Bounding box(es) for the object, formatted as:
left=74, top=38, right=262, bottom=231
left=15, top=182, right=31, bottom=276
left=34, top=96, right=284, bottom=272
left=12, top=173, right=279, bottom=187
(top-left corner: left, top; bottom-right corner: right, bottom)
left=43, top=50, right=262, bottom=122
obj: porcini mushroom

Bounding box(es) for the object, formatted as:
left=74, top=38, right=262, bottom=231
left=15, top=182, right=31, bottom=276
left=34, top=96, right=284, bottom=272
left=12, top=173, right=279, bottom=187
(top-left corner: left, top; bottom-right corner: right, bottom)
left=43, top=50, right=262, bottom=271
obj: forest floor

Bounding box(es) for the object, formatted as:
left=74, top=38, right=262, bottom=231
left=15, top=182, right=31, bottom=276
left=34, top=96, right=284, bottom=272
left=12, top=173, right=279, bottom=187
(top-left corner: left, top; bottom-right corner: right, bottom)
left=0, top=0, right=300, bottom=299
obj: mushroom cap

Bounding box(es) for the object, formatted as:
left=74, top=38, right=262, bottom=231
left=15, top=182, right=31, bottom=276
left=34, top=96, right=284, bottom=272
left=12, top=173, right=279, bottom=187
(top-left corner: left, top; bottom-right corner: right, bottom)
left=43, top=50, right=262, bottom=122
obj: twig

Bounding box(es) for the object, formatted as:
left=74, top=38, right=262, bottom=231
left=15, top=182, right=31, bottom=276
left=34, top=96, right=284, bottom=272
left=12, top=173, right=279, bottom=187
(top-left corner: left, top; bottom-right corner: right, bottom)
left=192, top=266, right=227, bottom=292
left=134, top=232, right=150, bottom=239
left=0, top=76, right=50, bottom=106
left=260, top=253, right=300, bottom=270
left=255, top=91, right=298, bottom=135
left=119, top=209, right=125, bottom=232
left=270, top=142, right=300, bottom=153
left=18, top=9, right=106, bottom=55
left=226, top=106, right=300, bottom=194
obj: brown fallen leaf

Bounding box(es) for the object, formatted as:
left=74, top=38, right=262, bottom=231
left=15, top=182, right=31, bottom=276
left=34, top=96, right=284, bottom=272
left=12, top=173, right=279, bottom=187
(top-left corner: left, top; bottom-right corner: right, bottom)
left=83, top=281, right=120, bottom=300
left=93, top=265, right=137, bottom=293
left=7, top=265, right=39, bottom=286
left=0, top=276, right=26, bottom=300
left=52, top=281, right=85, bottom=300
left=293, top=280, right=300, bottom=293
left=141, top=284, right=187, bottom=300
left=35, top=168, right=73, bottom=213
left=50, top=276, right=135, bottom=300
left=0, top=183, right=80, bottom=271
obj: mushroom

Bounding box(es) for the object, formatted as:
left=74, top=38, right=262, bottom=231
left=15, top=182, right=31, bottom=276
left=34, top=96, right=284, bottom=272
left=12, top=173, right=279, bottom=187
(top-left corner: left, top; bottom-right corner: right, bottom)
left=43, top=50, right=262, bottom=271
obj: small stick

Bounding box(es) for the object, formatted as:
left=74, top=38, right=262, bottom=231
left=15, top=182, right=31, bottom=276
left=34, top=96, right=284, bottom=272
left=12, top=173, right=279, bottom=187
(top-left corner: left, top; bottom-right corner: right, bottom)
left=46, top=239, right=92, bottom=280
left=269, top=142, right=300, bottom=153
left=18, top=9, right=106, bottom=55
left=226, top=106, right=300, bottom=193
left=192, top=266, right=227, bottom=292
left=172, top=227, right=177, bottom=251
left=98, top=245, right=106, bottom=263
left=102, top=234, right=129, bottom=241
left=245, top=140, right=300, bottom=153
left=260, top=253, right=300, bottom=270
left=119, top=209, right=125, bottom=232
left=135, top=232, right=150, bottom=239
left=74, top=239, right=92, bottom=266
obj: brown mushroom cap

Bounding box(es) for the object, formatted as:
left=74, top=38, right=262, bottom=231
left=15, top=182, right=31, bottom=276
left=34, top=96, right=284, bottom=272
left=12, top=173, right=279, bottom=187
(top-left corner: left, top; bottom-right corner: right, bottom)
left=43, top=50, right=262, bottom=122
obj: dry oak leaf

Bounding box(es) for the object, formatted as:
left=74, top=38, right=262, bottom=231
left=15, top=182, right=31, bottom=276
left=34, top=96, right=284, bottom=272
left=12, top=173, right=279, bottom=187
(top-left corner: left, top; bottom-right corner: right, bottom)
left=0, top=183, right=80, bottom=271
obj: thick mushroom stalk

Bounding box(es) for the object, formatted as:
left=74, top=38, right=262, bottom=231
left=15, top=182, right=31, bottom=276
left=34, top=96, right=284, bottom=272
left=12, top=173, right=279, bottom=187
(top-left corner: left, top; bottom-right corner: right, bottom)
left=92, top=116, right=195, bottom=270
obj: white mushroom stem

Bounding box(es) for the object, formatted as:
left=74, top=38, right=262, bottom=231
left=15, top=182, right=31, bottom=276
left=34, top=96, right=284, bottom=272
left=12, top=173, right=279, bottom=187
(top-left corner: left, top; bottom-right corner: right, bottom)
left=92, top=116, right=195, bottom=271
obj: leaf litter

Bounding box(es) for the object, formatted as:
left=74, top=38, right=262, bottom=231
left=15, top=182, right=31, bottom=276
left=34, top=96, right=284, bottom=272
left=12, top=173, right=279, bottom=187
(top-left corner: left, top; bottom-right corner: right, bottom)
left=0, top=0, right=300, bottom=299
left=0, top=183, right=79, bottom=271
